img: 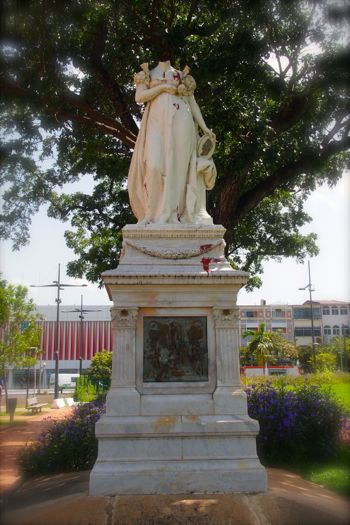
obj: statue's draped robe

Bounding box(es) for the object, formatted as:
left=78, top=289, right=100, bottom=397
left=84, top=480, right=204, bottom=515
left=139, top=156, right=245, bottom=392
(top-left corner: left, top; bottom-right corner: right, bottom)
left=128, top=68, right=198, bottom=223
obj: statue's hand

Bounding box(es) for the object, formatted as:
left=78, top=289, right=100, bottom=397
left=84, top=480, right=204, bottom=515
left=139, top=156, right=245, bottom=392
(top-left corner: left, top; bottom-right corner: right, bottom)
left=202, top=127, right=216, bottom=140
left=162, top=85, right=177, bottom=95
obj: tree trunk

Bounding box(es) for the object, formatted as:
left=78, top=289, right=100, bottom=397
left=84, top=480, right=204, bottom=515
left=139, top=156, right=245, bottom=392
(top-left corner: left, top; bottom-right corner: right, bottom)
left=26, top=368, right=30, bottom=408
left=3, top=369, right=9, bottom=414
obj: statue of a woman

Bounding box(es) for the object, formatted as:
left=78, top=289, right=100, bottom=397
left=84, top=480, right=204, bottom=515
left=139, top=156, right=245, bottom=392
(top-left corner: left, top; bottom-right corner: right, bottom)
left=128, top=60, right=216, bottom=225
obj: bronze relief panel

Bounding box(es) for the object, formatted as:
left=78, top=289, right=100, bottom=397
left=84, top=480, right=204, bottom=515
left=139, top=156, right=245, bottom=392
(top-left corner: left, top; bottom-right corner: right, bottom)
left=143, top=316, right=208, bottom=382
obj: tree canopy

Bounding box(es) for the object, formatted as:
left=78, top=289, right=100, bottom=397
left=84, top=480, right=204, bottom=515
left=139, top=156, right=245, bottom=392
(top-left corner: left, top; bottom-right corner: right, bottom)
left=241, top=327, right=298, bottom=366
left=1, top=0, right=349, bottom=287
left=87, top=349, right=112, bottom=387
left=0, top=279, right=42, bottom=392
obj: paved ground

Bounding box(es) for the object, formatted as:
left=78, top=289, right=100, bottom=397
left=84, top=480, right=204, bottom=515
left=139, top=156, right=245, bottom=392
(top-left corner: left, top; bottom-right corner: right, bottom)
left=0, top=409, right=349, bottom=525
left=0, top=406, right=74, bottom=492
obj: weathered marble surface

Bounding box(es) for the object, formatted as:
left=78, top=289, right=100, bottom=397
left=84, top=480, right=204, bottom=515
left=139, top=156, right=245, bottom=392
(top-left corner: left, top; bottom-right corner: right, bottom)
left=90, top=225, right=266, bottom=495
left=128, top=61, right=216, bottom=225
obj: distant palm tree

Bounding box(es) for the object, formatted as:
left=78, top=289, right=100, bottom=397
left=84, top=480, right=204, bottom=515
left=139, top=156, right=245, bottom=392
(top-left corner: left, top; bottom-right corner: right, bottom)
left=243, top=323, right=274, bottom=374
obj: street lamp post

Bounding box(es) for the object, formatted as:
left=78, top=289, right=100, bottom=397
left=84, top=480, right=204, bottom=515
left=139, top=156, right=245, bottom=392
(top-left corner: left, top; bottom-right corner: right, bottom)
left=63, top=296, right=101, bottom=376
left=299, top=260, right=316, bottom=370
left=31, top=264, right=87, bottom=399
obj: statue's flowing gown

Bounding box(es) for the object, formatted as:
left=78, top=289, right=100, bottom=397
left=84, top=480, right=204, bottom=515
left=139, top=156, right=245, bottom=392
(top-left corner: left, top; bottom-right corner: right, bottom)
left=128, top=67, right=198, bottom=223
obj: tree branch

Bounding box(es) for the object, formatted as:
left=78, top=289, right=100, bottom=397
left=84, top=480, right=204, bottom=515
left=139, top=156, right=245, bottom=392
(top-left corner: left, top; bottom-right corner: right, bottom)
left=234, top=135, right=350, bottom=223
left=1, top=76, right=136, bottom=148
left=185, top=0, right=199, bottom=29
left=322, top=115, right=349, bottom=146
left=86, top=19, right=140, bottom=136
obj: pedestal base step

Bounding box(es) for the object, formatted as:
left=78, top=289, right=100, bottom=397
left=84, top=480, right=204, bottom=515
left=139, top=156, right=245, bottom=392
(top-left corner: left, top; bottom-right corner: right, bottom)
left=89, top=459, right=267, bottom=495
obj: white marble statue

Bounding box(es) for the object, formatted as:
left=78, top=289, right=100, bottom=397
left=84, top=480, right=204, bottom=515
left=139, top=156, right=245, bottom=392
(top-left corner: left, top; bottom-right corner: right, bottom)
left=128, top=61, right=217, bottom=225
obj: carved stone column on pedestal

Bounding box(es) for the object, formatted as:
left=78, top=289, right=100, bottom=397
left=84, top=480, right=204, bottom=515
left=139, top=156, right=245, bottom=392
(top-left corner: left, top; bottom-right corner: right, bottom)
left=106, top=307, right=140, bottom=415
left=212, top=307, right=247, bottom=415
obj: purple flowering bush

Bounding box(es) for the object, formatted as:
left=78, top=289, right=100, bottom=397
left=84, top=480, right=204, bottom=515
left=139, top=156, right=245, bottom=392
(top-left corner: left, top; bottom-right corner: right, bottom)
left=19, top=383, right=345, bottom=477
left=19, top=401, right=106, bottom=475
left=246, top=382, right=343, bottom=464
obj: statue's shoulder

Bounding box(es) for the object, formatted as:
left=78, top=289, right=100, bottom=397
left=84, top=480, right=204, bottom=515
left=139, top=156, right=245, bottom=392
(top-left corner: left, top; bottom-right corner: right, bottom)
left=178, top=65, right=196, bottom=96
left=134, top=63, right=150, bottom=86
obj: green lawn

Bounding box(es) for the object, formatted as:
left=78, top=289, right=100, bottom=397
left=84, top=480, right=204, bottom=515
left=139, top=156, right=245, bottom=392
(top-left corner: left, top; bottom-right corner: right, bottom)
left=328, top=383, right=350, bottom=412
left=0, top=407, right=51, bottom=425
left=305, top=446, right=350, bottom=496
left=309, top=466, right=349, bottom=495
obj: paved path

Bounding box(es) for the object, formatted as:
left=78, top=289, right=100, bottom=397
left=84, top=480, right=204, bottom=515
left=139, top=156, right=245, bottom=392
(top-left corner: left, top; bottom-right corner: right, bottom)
left=0, top=406, right=73, bottom=493
left=0, top=409, right=349, bottom=524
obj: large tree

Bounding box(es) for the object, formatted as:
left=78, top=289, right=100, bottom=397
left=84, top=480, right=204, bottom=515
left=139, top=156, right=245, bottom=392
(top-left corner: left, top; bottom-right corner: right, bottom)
left=1, top=0, right=349, bottom=287
left=0, top=279, right=42, bottom=405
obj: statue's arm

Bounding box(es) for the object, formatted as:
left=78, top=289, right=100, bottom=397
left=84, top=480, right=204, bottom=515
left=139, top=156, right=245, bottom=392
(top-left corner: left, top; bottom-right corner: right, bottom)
left=135, top=84, right=176, bottom=104
left=188, top=95, right=215, bottom=138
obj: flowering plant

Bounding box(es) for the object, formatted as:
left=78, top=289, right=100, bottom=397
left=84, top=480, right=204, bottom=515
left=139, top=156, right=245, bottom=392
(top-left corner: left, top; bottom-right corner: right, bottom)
left=247, top=382, right=343, bottom=464
left=19, top=400, right=106, bottom=475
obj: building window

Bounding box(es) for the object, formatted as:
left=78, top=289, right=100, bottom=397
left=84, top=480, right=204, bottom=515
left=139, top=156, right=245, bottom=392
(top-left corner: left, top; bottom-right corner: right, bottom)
left=272, top=309, right=286, bottom=318
left=322, top=306, right=330, bottom=315
left=323, top=326, right=332, bottom=335
left=340, top=308, right=348, bottom=315
left=293, top=308, right=321, bottom=319
left=342, top=325, right=349, bottom=336
left=272, top=327, right=287, bottom=333
left=244, top=310, right=259, bottom=318
left=331, top=307, right=339, bottom=315
left=294, top=327, right=321, bottom=337
left=333, top=325, right=340, bottom=335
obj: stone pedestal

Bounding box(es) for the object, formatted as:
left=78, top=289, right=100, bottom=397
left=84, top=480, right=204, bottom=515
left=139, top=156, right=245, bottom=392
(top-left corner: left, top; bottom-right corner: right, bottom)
left=89, top=224, right=266, bottom=495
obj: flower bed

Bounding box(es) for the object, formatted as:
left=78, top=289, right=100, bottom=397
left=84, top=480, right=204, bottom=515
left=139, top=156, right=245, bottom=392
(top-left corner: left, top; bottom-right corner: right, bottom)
left=246, top=382, right=343, bottom=464
left=20, top=382, right=346, bottom=477
left=19, top=401, right=105, bottom=475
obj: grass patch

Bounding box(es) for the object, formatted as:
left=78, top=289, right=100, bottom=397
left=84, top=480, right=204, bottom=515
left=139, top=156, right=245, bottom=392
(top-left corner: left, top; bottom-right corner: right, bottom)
left=0, top=420, right=28, bottom=429
left=275, top=446, right=350, bottom=497
left=307, top=446, right=350, bottom=495
left=309, top=465, right=350, bottom=495
left=328, top=384, right=350, bottom=412
left=0, top=407, right=52, bottom=423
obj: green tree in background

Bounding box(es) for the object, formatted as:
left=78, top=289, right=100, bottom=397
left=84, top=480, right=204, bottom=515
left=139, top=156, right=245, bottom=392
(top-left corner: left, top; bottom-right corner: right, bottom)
left=1, top=1, right=349, bottom=287
left=87, top=350, right=112, bottom=387
left=243, top=322, right=275, bottom=371
left=241, top=330, right=298, bottom=366
left=268, top=332, right=299, bottom=364
left=297, top=337, right=350, bottom=373
left=328, top=336, right=350, bottom=371
left=0, top=279, right=42, bottom=407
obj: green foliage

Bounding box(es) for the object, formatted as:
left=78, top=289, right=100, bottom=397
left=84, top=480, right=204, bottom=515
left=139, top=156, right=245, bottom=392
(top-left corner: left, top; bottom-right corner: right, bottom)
left=309, top=465, right=350, bottom=496
left=242, top=371, right=350, bottom=388
left=1, top=1, right=350, bottom=286
left=327, top=383, right=350, bottom=412
left=325, top=336, right=350, bottom=371
left=86, top=350, right=112, bottom=387
left=19, top=378, right=349, bottom=493
left=0, top=279, right=42, bottom=377
left=74, top=351, right=112, bottom=401
left=74, top=375, right=100, bottom=403
left=243, top=323, right=275, bottom=367
left=315, top=351, right=337, bottom=372
left=298, top=340, right=349, bottom=373
left=306, top=445, right=350, bottom=496
left=241, top=330, right=298, bottom=366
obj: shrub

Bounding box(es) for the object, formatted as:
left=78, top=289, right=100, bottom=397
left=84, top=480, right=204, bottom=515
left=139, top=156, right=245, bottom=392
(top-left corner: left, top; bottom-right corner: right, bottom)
left=242, top=371, right=350, bottom=389
left=19, top=400, right=106, bottom=475
left=247, top=381, right=343, bottom=465
left=19, top=377, right=347, bottom=477
left=87, top=350, right=112, bottom=387
left=74, top=375, right=107, bottom=402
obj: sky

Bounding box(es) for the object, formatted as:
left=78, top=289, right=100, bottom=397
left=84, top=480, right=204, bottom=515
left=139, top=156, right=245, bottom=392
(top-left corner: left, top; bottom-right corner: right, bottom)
left=1, top=172, right=349, bottom=308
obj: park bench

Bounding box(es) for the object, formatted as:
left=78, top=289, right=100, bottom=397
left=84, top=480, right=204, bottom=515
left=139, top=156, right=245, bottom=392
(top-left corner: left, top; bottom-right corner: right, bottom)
left=26, top=397, right=48, bottom=414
